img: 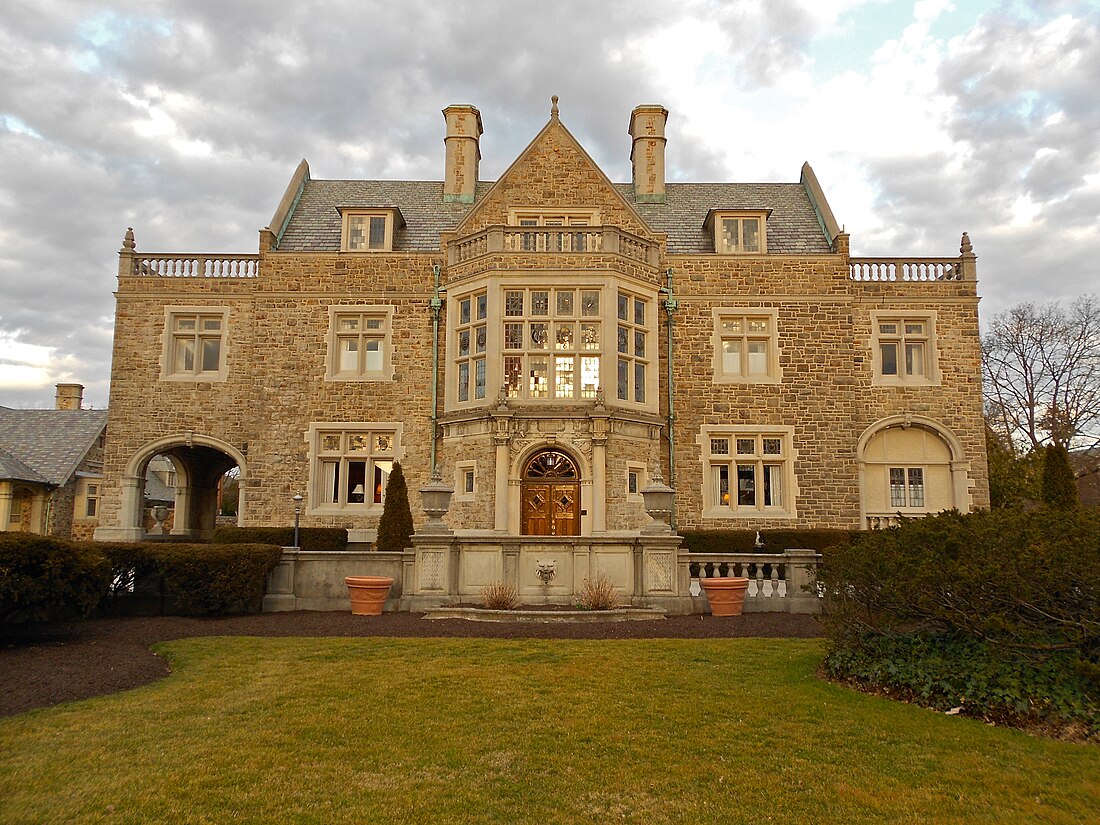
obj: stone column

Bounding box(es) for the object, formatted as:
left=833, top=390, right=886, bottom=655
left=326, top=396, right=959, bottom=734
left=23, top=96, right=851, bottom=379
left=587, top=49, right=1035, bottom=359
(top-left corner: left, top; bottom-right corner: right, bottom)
left=0, top=481, right=12, bottom=532
left=590, top=400, right=610, bottom=533
left=171, top=483, right=193, bottom=537
left=784, top=549, right=822, bottom=615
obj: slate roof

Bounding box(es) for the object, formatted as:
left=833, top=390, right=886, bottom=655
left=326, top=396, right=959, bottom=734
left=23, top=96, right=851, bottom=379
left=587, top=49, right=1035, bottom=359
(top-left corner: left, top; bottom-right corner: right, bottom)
left=0, top=408, right=107, bottom=486
left=277, top=179, right=831, bottom=255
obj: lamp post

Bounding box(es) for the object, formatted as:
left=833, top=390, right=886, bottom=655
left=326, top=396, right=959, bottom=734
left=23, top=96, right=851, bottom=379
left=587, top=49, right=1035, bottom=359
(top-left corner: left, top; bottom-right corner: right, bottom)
left=292, top=493, right=304, bottom=548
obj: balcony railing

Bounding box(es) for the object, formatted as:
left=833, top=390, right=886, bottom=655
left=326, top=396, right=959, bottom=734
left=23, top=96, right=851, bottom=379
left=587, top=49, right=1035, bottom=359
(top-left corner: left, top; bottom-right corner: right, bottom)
left=680, top=549, right=822, bottom=612
left=448, top=225, right=659, bottom=267
left=848, top=258, right=963, bottom=282
left=129, top=254, right=260, bottom=278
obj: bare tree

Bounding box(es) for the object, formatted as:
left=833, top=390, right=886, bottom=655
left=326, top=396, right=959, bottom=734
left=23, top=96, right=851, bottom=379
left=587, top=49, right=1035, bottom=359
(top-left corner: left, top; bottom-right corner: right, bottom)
left=982, top=295, right=1100, bottom=455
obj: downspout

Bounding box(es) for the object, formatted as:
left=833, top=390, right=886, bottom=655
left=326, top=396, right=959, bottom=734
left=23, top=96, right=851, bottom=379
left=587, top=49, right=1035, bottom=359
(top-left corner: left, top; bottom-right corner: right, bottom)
left=660, top=267, right=678, bottom=529
left=429, top=264, right=445, bottom=473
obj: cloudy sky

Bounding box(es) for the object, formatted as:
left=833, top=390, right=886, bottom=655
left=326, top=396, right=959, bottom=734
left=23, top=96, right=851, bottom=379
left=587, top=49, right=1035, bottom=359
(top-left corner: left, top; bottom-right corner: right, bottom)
left=1, top=0, right=1097, bottom=408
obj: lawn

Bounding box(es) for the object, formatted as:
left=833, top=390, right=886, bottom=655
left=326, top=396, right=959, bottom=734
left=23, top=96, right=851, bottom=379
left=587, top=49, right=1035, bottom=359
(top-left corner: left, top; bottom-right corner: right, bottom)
left=1, top=637, right=1097, bottom=824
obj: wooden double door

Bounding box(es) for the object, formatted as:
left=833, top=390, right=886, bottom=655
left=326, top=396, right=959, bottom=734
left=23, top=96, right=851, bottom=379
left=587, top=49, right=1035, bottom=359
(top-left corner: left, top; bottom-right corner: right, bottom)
left=521, top=450, right=581, bottom=536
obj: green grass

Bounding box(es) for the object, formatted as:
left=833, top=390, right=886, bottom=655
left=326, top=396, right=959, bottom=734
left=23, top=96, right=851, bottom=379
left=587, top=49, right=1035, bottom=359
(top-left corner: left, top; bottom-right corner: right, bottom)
left=2, top=638, right=1098, bottom=824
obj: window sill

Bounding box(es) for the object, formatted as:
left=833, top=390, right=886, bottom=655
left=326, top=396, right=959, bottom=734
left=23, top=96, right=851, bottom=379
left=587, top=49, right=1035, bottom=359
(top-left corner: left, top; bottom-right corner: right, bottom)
left=326, top=371, right=396, bottom=382
left=711, top=374, right=782, bottom=385
left=159, top=372, right=228, bottom=383
left=702, top=507, right=795, bottom=520
left=871, top=376, right=940, bottom=387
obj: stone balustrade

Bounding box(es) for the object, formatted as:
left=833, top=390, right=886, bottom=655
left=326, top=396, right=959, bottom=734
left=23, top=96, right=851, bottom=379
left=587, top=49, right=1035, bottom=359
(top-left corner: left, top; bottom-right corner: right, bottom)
left=681, top=549, right=822, bottom=613
left=865, top=513, right=901, bottom=530
left=848, top=257, right=963, bottom=282
left=129, top=254, right=261, bottom=278
left=447, top=225, right=659, bottom=266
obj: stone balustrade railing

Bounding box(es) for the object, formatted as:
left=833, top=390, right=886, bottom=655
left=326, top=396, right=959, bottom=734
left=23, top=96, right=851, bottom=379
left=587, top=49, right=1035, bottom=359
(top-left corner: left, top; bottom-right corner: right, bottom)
left=128, top=254, right=261, bottom=278
left=448, top=225, right=659, bottom=267
left=848, top=257, right=964, bottom=282
left=865, top=513, right=901, bottom=530
left=680, top=549, right=822, bottom=613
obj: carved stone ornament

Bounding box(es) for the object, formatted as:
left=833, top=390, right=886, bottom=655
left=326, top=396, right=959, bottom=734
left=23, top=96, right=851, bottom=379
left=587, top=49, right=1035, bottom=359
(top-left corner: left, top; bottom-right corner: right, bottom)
left=535, top=559, right=557, bottom=585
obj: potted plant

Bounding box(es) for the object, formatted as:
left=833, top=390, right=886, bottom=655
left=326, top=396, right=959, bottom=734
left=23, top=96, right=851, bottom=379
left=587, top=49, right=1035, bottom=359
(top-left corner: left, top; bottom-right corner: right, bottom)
left=699, top=574, right=750, bottom=617
left=344, top=575, right=394, bottom=615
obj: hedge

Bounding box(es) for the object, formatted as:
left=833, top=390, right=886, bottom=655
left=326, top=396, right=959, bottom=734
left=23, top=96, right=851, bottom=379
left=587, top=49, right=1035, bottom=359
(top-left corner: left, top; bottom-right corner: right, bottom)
left=680, top=529, right=857, bottom=554
left=0, top=534, right=283, bottom=622
left=102, top=541, right=284, bottom=616
left=819, top=508, right=1100, bottom=734
left=212, top=526, right=348, bottom=553
left=0, top=533, right=112, bottom=624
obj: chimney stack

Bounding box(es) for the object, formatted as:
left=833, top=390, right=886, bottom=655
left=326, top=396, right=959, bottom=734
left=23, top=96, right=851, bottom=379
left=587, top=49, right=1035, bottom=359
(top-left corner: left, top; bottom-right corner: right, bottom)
left=442, top=104, right=483, bottom=203
left=55, top=383, right=84, bottom=410
left=629, top=105, right=668, bottom=203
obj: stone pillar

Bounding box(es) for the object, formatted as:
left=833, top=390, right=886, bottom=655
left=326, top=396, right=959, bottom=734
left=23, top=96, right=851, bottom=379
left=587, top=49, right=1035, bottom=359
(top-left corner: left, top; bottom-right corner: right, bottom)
left=590, top=405, right=610, bottom=533
left=784, top=549, right=822, bottom=614
left=628, top=105, right=668, bottom=203
left=959, top=232, right=977, bottom=280
left=171, top=483, right=192, bottom=537
left=95, top=475, right=146, bottom=542
left=0, top=481, right=12, bottom=532
left=442, top=105, right=483, bottom=204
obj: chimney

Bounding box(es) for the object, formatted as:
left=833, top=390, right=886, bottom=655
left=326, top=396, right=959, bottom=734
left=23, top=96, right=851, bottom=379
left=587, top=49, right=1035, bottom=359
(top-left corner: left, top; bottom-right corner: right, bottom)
left=442, top=104, right=483, bottom=204
left=629, top=105, right=668, bottom=203
left=55, top=383, right=84, bottom=411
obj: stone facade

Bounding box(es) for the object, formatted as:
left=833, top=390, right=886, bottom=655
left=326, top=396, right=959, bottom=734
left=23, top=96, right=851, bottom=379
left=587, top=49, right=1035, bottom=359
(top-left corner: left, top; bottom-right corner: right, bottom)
left=93, top=102, right=988, bottom=545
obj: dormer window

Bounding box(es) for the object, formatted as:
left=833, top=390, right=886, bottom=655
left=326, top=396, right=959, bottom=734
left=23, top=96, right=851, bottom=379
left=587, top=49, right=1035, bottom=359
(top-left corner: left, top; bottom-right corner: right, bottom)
left=706, top=210, right=770, bottom=254
left=339, top=208, right=404, bottom=252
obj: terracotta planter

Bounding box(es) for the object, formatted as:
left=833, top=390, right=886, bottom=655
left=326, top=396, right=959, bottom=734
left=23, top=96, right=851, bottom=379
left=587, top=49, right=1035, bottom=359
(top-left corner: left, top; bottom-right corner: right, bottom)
left=345, top=576, right=394, bottom=616
left=699, top=576, right=750, bottom=617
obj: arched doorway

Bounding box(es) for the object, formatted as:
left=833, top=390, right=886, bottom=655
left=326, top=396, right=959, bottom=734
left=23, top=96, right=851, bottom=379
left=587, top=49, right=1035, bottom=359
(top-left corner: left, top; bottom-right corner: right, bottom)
left=521, top=449, right=581, bottom=536
left=119, top=434, right=247, bottom=541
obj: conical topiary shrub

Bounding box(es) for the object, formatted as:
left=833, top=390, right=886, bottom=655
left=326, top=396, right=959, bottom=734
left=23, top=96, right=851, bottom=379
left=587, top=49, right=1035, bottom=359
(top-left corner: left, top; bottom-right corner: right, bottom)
left=1041, top=443, right=1079, bottom=510
left=375, top=461, right=414, bottom=552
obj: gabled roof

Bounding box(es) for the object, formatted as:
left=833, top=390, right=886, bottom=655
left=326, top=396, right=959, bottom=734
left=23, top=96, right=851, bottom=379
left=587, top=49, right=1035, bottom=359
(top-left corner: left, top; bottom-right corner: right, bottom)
left=0, top=408, right=107, bottom=486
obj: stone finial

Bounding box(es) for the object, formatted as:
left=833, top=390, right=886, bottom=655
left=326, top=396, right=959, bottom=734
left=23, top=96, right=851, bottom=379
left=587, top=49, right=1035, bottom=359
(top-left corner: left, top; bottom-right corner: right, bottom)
left=551, top=95, right=559, bottom=120
left=122, top=227, right=135, bottom=251
left=960, top=231, right=974, bottom=256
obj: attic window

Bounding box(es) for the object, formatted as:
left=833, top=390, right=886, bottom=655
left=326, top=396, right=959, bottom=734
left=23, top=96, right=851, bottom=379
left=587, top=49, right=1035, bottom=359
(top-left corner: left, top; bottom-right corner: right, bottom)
left=339, top=208, right=401, bottom=252
left=708, top=210, right=770, bottom=254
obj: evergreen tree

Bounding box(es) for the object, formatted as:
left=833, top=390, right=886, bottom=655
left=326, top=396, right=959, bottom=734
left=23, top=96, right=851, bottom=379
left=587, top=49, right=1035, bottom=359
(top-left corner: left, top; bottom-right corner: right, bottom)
left=1041, top=443, right=1079, bottom=510
left=375, top=461, right=414, bottom=552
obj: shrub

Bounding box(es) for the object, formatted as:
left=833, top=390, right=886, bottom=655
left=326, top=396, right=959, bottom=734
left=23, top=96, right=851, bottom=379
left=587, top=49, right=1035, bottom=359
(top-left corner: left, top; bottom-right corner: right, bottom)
left=820, top=509, right=1100, bottom=733
left=680, top=529, right=857, bottom=555
left=212, top=526, right=347, bottom=553
left=0, top=533, right=112, bottom=624
left=577, top=573, right=618, bottom=611
left=376, top=461, right=414, bottom=553
left=1042, top=443, right=1080, bottom=509
left=103, top=542, right=283, bottom=615
left=480, top=581, right=520, bottom=611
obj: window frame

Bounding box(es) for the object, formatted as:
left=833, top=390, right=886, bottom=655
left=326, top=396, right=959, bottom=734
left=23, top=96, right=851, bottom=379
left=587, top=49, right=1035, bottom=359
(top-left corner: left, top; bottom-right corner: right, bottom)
left=160, top=306, right=230, bottom=382
left=626, top=462, right=647, bottom=503
left=700, top=426, right=796, bottom=520
left=76, top=476, right=102, bottom=521
left=870, top=311, right=939, bottom=386
left=614, top=290, right=650, bottom=405
left=710, top=210, right=769, bottom=255
left=305, top=423, right=403, bottom=515
left=339, top=209, right=398, bottom=252
left=325, top=305, right=395, bottom=382
left=711, top=307, right=782, bottom=384
left=454, top=461, right=477, bottom=502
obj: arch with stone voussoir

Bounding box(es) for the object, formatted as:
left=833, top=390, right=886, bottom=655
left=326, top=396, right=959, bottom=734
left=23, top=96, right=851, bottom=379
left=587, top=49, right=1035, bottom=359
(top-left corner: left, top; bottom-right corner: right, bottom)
left=117, top=433, right=248, bottom=541
left=507, top=441, right=592, bottom=536
left=856, top=415, right=972, bottom=529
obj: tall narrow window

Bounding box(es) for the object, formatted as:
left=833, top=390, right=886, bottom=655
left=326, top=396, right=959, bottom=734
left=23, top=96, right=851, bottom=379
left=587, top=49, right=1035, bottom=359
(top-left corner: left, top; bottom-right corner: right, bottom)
left=616, top=292, right=648, bottom=403
left=455, top=291, right=487, bottom=402
left=889, top=467, right=925, bottom=508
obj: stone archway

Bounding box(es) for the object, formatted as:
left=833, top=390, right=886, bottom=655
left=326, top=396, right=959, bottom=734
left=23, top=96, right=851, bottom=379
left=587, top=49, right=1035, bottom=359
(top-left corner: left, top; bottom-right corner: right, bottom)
left=115, top=434, right=248, bottom=541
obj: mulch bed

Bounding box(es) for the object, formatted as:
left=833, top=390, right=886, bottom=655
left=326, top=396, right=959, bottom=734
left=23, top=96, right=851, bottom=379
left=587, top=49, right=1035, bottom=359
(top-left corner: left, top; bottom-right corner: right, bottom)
left=0, top=611, right=822, bottom=718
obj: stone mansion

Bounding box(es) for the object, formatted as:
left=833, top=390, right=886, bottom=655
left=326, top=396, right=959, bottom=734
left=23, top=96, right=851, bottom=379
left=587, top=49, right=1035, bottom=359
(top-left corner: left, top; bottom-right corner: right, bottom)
left=93, top=100, right=989, bottom=547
